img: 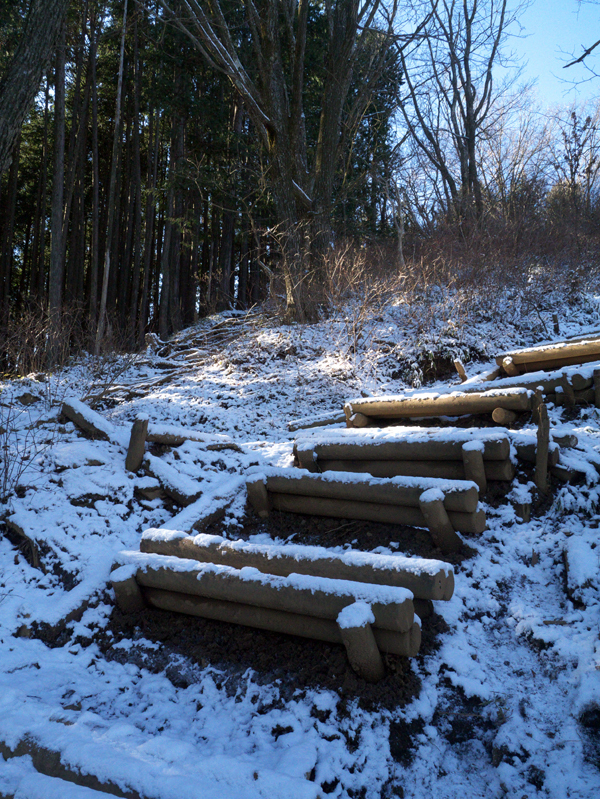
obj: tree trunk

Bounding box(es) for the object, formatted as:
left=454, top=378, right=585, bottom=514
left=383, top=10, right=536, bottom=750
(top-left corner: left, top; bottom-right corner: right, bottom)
left=95, top=0, right=128, bottom=354
left=47, top=26, right=66, bottom=364
left=0, top=0, right=71, bottom=176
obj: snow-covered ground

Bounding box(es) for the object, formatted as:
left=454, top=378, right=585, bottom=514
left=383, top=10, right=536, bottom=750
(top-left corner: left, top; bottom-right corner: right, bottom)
left=1, top=285, right=600, bottom=797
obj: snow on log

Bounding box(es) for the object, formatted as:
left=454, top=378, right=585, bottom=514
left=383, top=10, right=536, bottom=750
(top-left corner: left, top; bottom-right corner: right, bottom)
left=337, top=603, right=385, bottom=682
left=140, top=530, right=455, bottom=600
left=287, top=411, right=347, bottom=432
left=314, top=458, right=515, bottom=482
left=160, top=476, right=246, bottom=531
left=294, top=426, right=511, bottom=462
left=143, top=453, right=203, bottom=506
left=113, top=552, right=415, bottom=633
left=145, top=423, right=241, bottom=451
left=61, top=399, right=128, bottom=446
left=495, top=338, right=600, bottom=371
left=344, top=387, right=531, bottom=423
left=253, top=466, right=479, bottom=513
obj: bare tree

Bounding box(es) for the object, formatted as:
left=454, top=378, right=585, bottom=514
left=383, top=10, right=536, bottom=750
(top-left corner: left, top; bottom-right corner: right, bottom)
left=397, top=0, right=527, bottom=221
left=0, top=0, right=71, bottom=176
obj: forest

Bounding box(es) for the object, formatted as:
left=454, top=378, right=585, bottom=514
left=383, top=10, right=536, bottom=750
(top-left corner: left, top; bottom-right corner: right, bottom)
left=1, top=0, right=600, bottom=368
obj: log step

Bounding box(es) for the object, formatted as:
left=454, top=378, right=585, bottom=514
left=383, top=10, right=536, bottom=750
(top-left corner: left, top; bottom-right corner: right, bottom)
left=140, top=529, right=455, bottom=600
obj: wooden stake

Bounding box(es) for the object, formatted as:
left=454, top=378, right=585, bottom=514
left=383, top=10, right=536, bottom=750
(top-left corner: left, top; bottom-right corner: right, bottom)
left=338, top=618, right=385, bottom=682
left=461, top=443, right=487, bottom=494
left=453, top=359, right=467, bottom=381
left=111, top=573, right=145, bottom=613
left=594, top=369, right=600, bottom=408
left=246, top=477, right=270, bottom=518
left=560, top=375, right=576, bottom=407
left=125, top=417, right=148, bottom=472
left=419, top=491, right=463, bottom=553
left=552, top=313, right=560, bottom=334
left=535, top=403, right=550, bottom=493
left=502, top=356, right=520, bottom=377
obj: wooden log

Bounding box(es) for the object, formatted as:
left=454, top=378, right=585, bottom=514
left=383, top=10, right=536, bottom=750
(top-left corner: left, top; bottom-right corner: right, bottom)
left=348, top=412, right=370, bottom=428
left=512, top=502, right=531, bottom=523
left=61, top=399, right=123, bottom=444
left=125, top=418, right=148, bottom=472
left=337, top=603, right=385, bottom=682
left=140, top=531, right=455, bottom=600
left=344, top=389, right=531, bottom=420
left=288, top=411, right=347, bottom=432
left=560, top=376, right=576, bottom=407
left=492, top=407, right=517, bottom=425
left=551, top=465, right=576, bottom=483
left=502, top=357, right=520, bottom=377
left=575, top=387, right=595, bottom=405
left=552, top=432, right=578, bottom=448
left=269, top=493, right=486, bottom=535
left=461, top=442, right=487, bottom=494
left=143, top=454, right=202, bottom=506
left=246, top=477, right=270, bottom=518
left=531, top=387, right=544, bottom=424
left=552, top=313, right=560, bottom=335
left=142, top=587, right=421, bottom=656
left=131, top=557, right=415, bottom=632
left=419, top=490, right=463, bottom=553
left=570, top=372, right=592, bottom=391
left=263, top=471, right=479, bottom=513
left=515, top=441, right=560, bottom=468
left=146, top=427, right=241, bottom=452
left=297, top=433, right=511, bottom=462
left=520, top=353, right=600, bottom=371
left=594, top=369, right=600, bottom=408
left=495, top=339, right=600, bottom=368
left=111, top=572, right=145, bottom=613
left=317, top=458, right=515, bottom=482
left=535, top=403, right=550, bottom=493
left=454, top=359, right=467, bottom=381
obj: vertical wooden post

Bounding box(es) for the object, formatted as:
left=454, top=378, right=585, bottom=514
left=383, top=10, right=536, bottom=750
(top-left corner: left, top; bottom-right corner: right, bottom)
left=337, top=603, right=385, bottom=682
left=419, top=489, right=463, bottom=553
left=246, top=477, right=270, bottom=518
left=453, top=359, right=467, bottom=382
left=125, top=417, right=148, bottom=472
left=594, top=369, right=600, bottom=408
left=462, top=442, right=487, bottom=494
left=535, top=403, right=550, bottom=493
left=560, top=376, right=575, bottom=408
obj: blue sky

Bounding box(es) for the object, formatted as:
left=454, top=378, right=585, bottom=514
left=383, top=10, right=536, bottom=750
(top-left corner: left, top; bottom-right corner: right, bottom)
left=511, top=0, right=600, bottom=107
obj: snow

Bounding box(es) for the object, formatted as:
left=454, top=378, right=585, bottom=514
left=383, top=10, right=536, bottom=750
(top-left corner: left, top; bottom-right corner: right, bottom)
left=1, top=293, right=600, bottom=796
left=252, top=464, right=479, bottom=496
left=337, top=602, right=375, bottom=629
left=140, top=530, right=455, bottom=579
left=113, top=550, right=414, bottom=612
